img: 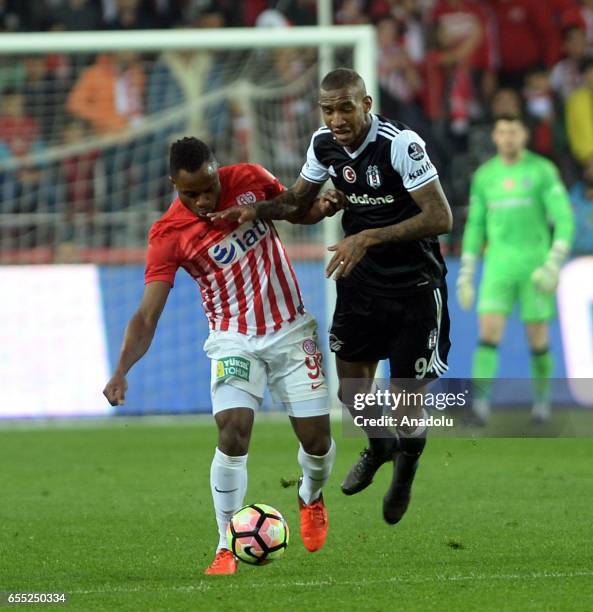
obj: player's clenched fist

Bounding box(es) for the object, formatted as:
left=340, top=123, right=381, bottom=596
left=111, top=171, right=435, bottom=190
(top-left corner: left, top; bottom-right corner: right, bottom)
left=317, top=189, right=346, bottom=217
left=103, top=373, right=128, bottom=406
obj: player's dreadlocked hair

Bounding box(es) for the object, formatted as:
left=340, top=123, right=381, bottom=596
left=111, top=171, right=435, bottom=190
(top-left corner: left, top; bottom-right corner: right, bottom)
left=169, top=137, right=215, bottom=177
left=320, top=68, right=366, bottom=94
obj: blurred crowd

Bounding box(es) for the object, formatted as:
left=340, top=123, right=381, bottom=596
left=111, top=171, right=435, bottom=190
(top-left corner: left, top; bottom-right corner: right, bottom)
left=1, top=0, right=593, bottom=257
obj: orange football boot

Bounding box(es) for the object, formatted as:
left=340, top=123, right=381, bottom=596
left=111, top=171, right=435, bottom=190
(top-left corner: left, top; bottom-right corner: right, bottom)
left=298, top=478, right=328, bottom=552
left=204, top=549, right=237, bottom=575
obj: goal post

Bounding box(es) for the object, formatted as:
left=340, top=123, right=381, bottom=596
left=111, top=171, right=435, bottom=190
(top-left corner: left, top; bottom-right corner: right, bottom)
left=0, top=26, right=377, bottom=415
left=0, top=27, right=376, bottom=87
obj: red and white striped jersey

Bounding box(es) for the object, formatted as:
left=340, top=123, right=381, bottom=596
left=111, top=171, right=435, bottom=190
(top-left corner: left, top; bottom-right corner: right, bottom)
left=145, top=163, right=305, bottom=335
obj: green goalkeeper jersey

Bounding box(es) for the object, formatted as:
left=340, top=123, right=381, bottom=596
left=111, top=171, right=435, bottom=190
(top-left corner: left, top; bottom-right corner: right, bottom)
left=462, top=151, right=574, bottom=276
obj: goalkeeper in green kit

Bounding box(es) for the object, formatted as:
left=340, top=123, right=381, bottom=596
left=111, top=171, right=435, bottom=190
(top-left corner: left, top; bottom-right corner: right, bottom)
left=457, top=115, right=575, bottom=424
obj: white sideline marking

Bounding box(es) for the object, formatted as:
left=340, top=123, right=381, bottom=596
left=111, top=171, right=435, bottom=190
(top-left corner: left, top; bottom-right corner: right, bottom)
left=69, top=570, right=593, bottom=595
left=0, top=412, right=337, bottom=431
left=0, top=415, right=214, bottom=431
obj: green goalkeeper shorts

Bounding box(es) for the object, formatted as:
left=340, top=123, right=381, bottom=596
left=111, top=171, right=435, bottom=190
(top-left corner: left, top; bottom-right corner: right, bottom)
left=477, top=266, right=556, bottom=321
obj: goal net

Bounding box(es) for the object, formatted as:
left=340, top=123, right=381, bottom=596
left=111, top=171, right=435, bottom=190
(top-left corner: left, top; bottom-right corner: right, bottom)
left=0, top=27, right=377, bottom=418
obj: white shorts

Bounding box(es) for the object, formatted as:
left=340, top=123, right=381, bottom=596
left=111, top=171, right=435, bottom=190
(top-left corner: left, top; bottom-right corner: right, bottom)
left=203, top=313, right=329, bottom=418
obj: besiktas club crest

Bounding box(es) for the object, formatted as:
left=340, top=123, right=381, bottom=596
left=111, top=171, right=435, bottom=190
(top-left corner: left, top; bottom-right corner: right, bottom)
left=366, top=165, right=382, bottom=189
left=428, top=328, right=438, bottom=349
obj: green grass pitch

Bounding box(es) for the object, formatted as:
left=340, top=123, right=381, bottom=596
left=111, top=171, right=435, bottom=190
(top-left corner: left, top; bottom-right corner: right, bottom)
left=1, top=418, right=593, bottom=611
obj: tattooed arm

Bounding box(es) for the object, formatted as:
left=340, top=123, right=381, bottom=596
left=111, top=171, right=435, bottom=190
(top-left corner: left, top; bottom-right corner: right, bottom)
left=363, top=178, right=452, bottom=243
left=326, top=179, right=452, bottom=279
left=208, top=176, right=323, bottom=224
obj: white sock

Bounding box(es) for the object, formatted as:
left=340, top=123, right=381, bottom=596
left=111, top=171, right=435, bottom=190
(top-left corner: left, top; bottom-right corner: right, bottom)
left=473, top=398, right=491, bottom=421
left=297, top=438, right=336, bottom=504
left=531, top=401, right=551, bottom=421
left=210, top=447, right=248, bottom=552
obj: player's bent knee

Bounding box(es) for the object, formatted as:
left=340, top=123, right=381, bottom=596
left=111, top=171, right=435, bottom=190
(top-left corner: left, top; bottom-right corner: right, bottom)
left=300, top=434, right=332, bottom=457
left=479, top=329, right=502, bottom=345
left=529, top=342, right=549, bottom=355
left=291, top=414, right=331, bottom=455
left=338, top=385, right=370, bottom=407
left=478, top=314, right=503, bottom=343
left=218, top=428, right=251, bottom=456
left=302, top=428, right=332, bottom=456
left=337, top=388, right=349, bottom=407
left=477, top=339, right=499, bottom=350
left=526, top=324, right=549, bottom=352
left=215, top=407, right=254, bottom=456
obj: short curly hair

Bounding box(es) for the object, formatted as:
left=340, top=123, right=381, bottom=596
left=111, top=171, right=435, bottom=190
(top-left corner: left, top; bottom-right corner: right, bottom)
left=169, top=137, right=215, bottom=177
left=320, top=68, right=366, bottom=93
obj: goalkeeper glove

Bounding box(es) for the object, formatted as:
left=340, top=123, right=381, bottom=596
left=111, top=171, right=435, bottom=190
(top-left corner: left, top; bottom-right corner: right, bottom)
left=531, top=240, right=570, bottom=294
left=456, top=253, right=477, bottom=311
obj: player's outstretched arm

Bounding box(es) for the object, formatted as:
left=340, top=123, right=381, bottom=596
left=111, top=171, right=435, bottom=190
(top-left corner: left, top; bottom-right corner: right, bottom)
left=208, top=176, right=323, bottom=224
left=103, top=281, right=171, bottom=406
left=326, top=179, right=452, bottom=280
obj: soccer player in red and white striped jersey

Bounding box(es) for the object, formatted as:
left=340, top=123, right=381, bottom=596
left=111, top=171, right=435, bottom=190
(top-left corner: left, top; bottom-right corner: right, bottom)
left=103, top=138, right=339, bottom=575
left=145, top=153, right=303, bottom=336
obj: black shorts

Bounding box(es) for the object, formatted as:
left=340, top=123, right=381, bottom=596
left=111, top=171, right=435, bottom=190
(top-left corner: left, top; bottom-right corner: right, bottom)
left=329, top=284, right=451, bottom=379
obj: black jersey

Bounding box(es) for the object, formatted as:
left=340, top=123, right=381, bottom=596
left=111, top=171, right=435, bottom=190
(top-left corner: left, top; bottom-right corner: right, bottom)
left=300, top=114, right=446, bottom=296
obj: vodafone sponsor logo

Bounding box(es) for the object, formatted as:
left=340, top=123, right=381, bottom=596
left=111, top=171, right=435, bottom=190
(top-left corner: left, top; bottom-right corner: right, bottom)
left=346, top=193, right=395, bottom=206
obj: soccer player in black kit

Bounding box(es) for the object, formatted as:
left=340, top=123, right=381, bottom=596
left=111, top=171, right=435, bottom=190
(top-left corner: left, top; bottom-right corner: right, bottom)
left=210, top=68, right=452, bottom=525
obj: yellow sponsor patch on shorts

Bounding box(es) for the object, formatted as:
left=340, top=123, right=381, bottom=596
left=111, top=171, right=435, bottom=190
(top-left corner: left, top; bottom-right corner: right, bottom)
left=216, top=356, right=251, bottom=382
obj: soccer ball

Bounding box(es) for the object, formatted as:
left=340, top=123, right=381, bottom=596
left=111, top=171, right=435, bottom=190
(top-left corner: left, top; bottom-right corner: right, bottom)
left=226, top=504, right=289, bottom=565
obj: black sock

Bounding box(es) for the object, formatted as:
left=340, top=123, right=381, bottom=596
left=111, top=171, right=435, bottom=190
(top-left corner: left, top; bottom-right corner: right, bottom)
left=341, top=396, right=398, bottom=456
left=369, top=435, right=398, bottom=457
left=394, top=434, right=426, bottom=484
